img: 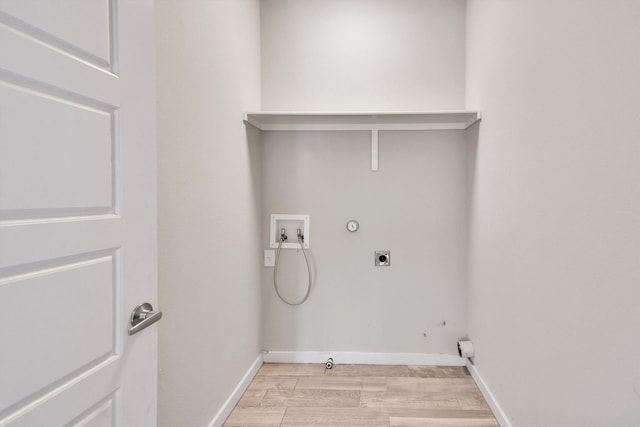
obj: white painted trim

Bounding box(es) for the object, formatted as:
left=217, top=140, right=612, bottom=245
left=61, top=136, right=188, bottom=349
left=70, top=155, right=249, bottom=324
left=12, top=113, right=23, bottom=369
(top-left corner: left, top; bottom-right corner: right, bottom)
left=262, top=351, right=466, bottom=366
left=466, top=361, right=512, bottom=427
left=207, top=354, right=264, bottom=427
left=243, top=111, right=482, bottom=132
left=244, top=122, right=472, bottom=132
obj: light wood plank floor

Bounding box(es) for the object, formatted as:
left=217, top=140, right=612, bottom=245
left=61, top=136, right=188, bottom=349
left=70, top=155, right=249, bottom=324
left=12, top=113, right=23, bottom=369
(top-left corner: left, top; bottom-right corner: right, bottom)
left=224, top=364, right=498, bottom=426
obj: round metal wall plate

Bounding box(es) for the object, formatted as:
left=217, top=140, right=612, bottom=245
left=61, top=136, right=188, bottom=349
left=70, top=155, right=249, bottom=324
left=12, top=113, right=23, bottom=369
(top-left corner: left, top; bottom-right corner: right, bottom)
left=346, top=220, right=359, bottom=232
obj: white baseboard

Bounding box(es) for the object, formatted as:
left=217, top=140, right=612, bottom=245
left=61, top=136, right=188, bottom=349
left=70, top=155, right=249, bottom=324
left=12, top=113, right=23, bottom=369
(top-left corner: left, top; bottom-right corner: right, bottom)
left=208, top=353, right=264, bottom=427
left=466, top=361, right=512, bottom=427
left=262, top=351, right=466, bottom=366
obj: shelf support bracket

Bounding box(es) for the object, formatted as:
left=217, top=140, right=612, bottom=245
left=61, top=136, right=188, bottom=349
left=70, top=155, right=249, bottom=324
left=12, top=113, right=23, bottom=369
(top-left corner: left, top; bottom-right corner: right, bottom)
left=371, top=128, right=379, bottom=172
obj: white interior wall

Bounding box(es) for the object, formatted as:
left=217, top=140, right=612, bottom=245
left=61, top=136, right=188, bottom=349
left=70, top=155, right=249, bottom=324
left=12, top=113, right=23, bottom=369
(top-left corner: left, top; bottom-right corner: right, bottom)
left=261, top=0, right=466, bottom=111
left=155, top=1, right=262, bottom=426
left=466, top=1, right=640, bottom=426
left=261, top=130, right=469, bottom=355
left=259, top=0, right=470, bottom=356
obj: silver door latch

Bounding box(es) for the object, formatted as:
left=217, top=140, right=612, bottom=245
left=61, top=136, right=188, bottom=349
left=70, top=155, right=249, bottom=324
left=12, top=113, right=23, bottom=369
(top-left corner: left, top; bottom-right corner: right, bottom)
left=129, top=303, right=163, bottom=335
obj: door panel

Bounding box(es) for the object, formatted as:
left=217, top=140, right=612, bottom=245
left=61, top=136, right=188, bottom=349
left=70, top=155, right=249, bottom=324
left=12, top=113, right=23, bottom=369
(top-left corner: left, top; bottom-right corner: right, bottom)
left=0, top=83, right=114, bottom=216
left=0, top=0, right=113, bottom=68
left=0, top=6, right=119, bottom=103
left=66, top=394, right=117, bottom=427
left=0, top=1, right=157, bottom=426
left=0, top=254, right=117, bottom=410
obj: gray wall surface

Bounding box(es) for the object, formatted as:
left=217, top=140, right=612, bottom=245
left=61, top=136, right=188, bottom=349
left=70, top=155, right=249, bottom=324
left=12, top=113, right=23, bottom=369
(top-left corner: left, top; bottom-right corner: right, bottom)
left=259, top=0, right=470, bottom=356
left=261, top=0, right=467, bottom=111
left=260, top=130, right=470, bottom=355
left=466, top=1, right=640, bottom=426
left=156, top=1, right=263, bottom=426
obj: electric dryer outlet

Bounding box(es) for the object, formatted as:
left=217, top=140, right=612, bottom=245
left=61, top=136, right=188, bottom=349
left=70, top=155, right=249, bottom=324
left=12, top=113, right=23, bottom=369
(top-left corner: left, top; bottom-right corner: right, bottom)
left=375, top=250, right=391, bottom=266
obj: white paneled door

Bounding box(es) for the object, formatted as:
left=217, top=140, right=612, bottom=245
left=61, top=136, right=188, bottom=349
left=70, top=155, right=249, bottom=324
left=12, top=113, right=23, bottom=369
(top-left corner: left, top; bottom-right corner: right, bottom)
left=0, top=1, right=158, bottom=426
